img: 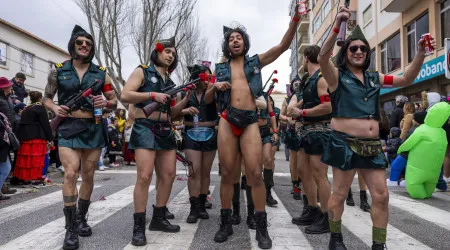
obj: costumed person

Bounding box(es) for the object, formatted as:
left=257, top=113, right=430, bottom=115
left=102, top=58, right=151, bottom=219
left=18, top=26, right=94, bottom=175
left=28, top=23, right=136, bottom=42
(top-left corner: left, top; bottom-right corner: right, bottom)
left=14, top=91, right=53, bottom=184
left=281, top=78, right=303, bottom=200
left=107, top=117, right=122, bottom=166
left=209, top=6, right=307, bottom=247
left=123, top=105, right=136, bottom=165
left=43, top=25, right=118, bottom=250
left=397, top=103, right=450, bottom=198
left=180, top=64, right=217, bottom=223
left=269, top=95, right=281, bottom=174
left=288, top=46, right=331, bottom=234
left=121, top=36, right=192, bottom=246
left=318, top=4, right=436, bottom=248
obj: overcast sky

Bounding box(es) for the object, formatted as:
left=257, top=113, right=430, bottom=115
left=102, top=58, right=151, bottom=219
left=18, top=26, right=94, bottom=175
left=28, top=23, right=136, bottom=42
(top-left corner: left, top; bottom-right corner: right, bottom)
left=0, top=0, right=294, bottom=92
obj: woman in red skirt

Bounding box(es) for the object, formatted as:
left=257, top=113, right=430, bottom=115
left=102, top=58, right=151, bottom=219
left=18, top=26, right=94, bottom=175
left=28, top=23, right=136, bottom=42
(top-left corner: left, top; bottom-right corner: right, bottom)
left=123, top=119, right=135, bottom=165
left=14, top=91, right=53, bottom=184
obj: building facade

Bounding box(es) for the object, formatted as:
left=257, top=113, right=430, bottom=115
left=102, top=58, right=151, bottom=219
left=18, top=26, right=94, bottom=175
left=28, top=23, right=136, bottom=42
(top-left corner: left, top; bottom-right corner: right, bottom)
left=291, top=0, right=450, bottom=114
left=0, top=18, right=70, bottom=103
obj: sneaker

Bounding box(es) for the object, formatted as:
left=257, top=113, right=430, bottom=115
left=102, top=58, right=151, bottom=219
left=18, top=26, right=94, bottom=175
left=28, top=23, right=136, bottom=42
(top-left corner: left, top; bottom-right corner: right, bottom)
left=399, top=180, right=406, bottom=187
left=56, top=166, right=65, bottom=173
left=386, top=179, right=399, bottom=187
left=443, top=176, right=450, bottom=183
left=111, top=162, right=119, bottom=168
left=98, top=166, right=105, bottom=171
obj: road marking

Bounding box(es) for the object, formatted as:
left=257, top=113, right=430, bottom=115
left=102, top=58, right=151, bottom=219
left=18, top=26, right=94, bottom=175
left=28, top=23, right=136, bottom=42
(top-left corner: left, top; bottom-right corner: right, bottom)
left=389, top=192, right=450, bottom=229
left=341, top=205, right=431, bottom=249
left=431, top=192, right=450, bottom=202
left=247, top=190, right=313, bottom=250
left=0, top=185, right=153, bottom=250
left=0, top=185, right=101, bottom=224
left=123, top=186, right=215, bottom=250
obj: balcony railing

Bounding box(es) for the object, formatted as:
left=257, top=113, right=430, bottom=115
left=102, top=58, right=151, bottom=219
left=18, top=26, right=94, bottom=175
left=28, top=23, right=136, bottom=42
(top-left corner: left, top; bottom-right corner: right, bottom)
left=381, top=0, right=420, bottom=13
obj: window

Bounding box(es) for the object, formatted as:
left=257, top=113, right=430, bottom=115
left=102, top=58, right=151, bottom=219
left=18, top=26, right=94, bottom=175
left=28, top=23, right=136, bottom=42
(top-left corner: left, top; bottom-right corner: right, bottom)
left=322, top=0, right=331, bottom=21
left=0, top=42, right=6, bottom=67
left=313, top=14, right=321, bottom=33
left=368, top=49, right=376, bottom=71
left=381, top=33, right=401, bottom=74
left=363, top=5, right=373, bottom=28
left=441, top=0, right=450, bottom=47
left=407, top=13, right=429, bottom=63
left=21, top=51, right=34, bottom=76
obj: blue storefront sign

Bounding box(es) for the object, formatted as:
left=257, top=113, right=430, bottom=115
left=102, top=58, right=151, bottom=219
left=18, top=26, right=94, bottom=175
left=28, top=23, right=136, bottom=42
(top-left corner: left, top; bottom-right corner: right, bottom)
left=381, top=55, right=446, bottom=95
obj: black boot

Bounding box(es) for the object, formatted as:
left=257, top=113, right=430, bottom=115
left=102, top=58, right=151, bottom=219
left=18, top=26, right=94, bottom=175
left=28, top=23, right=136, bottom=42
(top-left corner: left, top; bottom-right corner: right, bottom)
left=77, top=199, right=92, bottom=237
left=254, top=211, right=272, bottom=249
left=302, top=195, right=309, bottom=214
left=186, top=197, right=199, bottom=223
left=246, top=204, right=257, bottom=230
left=292, top=206, right=320, bottom=225
left=293, top=185, right=302, bottom=200
left=266, top=188, right=278, bottom=207
left=241, top=175, right=247, bottom=190
left=329, top=232, right=347, bottom=250
left=149, top=205, right=180, bottom=232
left=372, top=241, right=387, bottom=250
left=231, top=183, right=241, bottom=224
left=131, top=212, right=147, bottom=246
left=198, top=194, right=209, bottom=219
left=346, top=189, right=355, bottom=206
left=360, top=191, right=371, bottom=212
left=264, top=169, right=278, bottom=207
left=214, top=209, right=233, bottom=243
left=305, top=211, right=330, bottom=234
left=63, top=206, right=79, bottom=250
left=165, top=206, right=175, bottom=219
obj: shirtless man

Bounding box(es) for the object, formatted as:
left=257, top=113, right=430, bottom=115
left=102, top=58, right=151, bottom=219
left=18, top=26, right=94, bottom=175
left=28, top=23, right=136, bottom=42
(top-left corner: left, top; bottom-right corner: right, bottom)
left=210, top=5, right=307, bottom=249
left=318, top=6, right=435, bottom=249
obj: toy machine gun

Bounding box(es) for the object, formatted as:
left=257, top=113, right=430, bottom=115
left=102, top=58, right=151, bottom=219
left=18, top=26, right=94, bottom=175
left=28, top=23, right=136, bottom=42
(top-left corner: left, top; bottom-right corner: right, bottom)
left=142, top=73, right=210, bottom=117
left=336, top=0, right=350, bottom=46
left=176, top=151, right=194, bottom=177
left=50, top=80, right=100, bottom=130
left=262, top=70, right=278, bottom=91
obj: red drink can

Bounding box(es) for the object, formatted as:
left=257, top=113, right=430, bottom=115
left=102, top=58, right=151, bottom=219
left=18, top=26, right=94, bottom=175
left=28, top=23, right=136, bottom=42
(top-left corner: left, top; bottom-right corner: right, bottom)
left=421, top=33, right=433, bottom=56
left=298, top=2, right=308, bottom=15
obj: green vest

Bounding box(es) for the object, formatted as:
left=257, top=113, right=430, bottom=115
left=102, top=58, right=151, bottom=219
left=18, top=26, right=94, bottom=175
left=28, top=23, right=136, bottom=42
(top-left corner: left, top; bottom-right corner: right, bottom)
left=302, top=69, right=331, bottom=122
left=331, top=69, right=381, bottom=120
left=135, top=65, right=175, bottom=112
left=215, top=54, right=263, bottom=112
left=56, top=60, right=106, bottom=111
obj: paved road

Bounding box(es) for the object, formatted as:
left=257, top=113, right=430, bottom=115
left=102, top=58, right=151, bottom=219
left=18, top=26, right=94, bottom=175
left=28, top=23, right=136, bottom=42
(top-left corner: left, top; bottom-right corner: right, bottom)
left=1, top=145, right=450, bottom=250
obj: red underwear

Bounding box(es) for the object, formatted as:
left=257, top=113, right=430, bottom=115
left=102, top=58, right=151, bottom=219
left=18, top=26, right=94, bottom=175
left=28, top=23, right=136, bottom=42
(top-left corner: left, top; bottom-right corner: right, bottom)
left=221, top=110, right=243, bottom=136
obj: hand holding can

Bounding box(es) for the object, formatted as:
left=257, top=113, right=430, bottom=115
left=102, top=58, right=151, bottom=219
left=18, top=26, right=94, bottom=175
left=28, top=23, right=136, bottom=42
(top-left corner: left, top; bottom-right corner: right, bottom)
left=420, top=33, right=436, bottom=56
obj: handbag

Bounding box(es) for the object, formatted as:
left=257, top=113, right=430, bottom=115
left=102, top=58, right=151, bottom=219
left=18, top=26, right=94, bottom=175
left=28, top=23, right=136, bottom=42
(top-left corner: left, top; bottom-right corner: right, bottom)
left=0, top=118, right=20, bottom=151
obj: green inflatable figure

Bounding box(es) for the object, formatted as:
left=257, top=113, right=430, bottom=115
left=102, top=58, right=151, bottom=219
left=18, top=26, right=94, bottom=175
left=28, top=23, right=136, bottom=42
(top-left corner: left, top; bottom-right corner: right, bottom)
left=397, top=102, right=450, bottom=199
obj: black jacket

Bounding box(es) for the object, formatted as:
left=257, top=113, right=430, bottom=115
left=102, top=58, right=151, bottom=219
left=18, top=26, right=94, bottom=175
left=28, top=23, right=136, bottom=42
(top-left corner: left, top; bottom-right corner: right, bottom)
left=0, top=115, right=10, bottom=162
left=11, top=78, right=28, bottom=102
left=17, top=104, right=53, bottom=142
left=389, top=103, right=405, bottom=129
left=385, top=127, right=402, bottom=159
left=0, top=93, right=16, bottom=131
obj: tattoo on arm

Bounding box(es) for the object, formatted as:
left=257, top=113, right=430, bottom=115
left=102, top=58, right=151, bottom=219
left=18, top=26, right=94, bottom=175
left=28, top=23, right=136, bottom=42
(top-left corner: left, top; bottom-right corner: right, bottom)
left=43, top=69, right=58, bottom=101
left=63, top=195, right=78, bottom=203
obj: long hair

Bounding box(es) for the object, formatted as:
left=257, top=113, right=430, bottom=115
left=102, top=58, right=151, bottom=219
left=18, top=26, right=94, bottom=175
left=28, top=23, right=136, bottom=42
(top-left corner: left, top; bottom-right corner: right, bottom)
left=336, top=39, right=372, bottom=71
left=222, top=28, right=250, bottom=59
left=68, top=34, right=95, bottom=63
left=150, top=48, right=179, bottom=72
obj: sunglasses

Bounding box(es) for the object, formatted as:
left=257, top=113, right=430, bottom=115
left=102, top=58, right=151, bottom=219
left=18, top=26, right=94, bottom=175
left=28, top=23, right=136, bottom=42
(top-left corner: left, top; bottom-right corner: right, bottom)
left=75, top=39, right=93, bottom=47
left=348, top=45, right=369, bottom=53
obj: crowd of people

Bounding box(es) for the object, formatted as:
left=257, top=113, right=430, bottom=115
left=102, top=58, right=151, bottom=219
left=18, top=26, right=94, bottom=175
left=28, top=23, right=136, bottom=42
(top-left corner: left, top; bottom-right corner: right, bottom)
left=0, top=3, right=449, bottom=250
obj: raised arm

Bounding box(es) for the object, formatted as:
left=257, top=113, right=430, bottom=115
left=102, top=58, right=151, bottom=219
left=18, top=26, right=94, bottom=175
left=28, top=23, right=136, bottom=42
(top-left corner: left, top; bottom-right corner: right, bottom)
left=259, top=4, right=306, bottom=68
left=317, top=6, right=351, bottom=92
left=379, top=36, right=436, bottom=88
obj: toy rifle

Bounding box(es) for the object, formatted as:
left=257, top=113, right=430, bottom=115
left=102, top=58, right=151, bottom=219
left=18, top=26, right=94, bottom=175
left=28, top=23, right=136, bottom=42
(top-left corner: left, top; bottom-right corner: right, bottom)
left=176, top=151, right=194, bottom=177
left=336, top=0, right=350, bottom=46
left=262, top=70, right=278, bottom=90
left=142, top=73, right=209, bottom=117
left=267, top=78, right=278, bottom=96
left=50, top=80, right=100, bottom=130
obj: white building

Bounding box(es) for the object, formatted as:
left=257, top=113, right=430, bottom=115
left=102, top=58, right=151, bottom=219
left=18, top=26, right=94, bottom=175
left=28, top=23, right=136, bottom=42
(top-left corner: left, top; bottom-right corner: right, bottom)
left=0, top=18, right=70, bottom=103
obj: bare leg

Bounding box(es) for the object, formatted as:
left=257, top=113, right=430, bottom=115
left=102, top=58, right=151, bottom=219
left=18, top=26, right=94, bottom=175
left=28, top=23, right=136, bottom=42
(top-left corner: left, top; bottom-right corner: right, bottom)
left=289, top=150, right=298, bottom=182
left=310, top=155, right=330, bottom=212
left=59, top=147, right=82, bottom=207
left=443, top=147, right=450, bottom=178
left=298, top=149, right=317, bottom=206
left=155, top=150, right=177, bottom=207
left=200, top=151, right=216, bottom=194
left=358, top=169, right=389, bottom=228
left=358, top=170, right=367, bottom=190
left=78, top=149, right=101, bottom=200
left=328, top=168, right=356, bottom=222
left=186, top=149, right=203, bottom=197
left=133, top=149, right=156, bottom=213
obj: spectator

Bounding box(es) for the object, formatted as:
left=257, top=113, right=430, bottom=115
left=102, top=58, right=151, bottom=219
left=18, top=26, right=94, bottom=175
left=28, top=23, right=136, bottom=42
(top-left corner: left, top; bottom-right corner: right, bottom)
left=116, top=109, right=126, bottom=134
left=400, top=102, right=415, bottom=140
left=13, top=91, right=53, bottom=185
left=13, top=103, right=26, bottom=132
left=390, top=95, right=408, bottom=129
left=123, top=120, right=135, bottom=165
left=0, top=112, right=14, bottom=200
left=384, top=127, right=402, bottom=164
left=107, top=118, right=121, bottom=167
left=10, top=72, right=28, bottom=104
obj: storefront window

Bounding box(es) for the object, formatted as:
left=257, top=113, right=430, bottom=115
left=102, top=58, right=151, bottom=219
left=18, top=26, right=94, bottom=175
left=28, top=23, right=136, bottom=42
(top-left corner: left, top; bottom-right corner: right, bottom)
left=407, top=13, right=429, bottom=63
left=381, top=33, right=401, bottom=74
left=441, top=0, right=450, bottom=47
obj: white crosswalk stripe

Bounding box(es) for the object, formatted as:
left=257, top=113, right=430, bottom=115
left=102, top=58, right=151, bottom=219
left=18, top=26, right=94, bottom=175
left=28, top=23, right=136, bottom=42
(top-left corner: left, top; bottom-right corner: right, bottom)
left=123, top=186, right=215, bottom=250
left=0, top=185, right=101, bottom=224
left=0, top=185, right=154, bottom=250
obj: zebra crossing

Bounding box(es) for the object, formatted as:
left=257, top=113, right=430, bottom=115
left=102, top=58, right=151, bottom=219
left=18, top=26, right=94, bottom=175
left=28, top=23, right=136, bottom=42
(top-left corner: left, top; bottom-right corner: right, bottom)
left=0, top=177, right=449, bottom=250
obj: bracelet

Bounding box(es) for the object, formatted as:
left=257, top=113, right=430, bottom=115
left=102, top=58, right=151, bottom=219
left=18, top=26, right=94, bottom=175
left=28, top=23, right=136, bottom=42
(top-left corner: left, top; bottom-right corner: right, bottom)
left=293, top=16, right=300, bottom=22
left=333, top=27, right=340, bottom=34
left=302, top=109, right=306, bottom=117
left=273, top=129, right=279, bottom=133
left=150, top=92, right=156, bottom=101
